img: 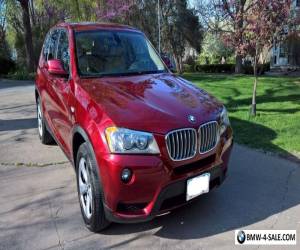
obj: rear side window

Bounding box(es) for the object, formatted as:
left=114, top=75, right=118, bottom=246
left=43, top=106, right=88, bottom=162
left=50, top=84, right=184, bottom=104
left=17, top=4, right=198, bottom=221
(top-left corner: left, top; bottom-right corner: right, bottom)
left=57, top=30, right=70, bottom=73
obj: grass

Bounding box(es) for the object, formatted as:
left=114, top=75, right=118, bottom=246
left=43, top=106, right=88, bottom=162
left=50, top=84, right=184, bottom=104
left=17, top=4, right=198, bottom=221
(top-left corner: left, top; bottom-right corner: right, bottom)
left=183, top=73, right=300, bottom=159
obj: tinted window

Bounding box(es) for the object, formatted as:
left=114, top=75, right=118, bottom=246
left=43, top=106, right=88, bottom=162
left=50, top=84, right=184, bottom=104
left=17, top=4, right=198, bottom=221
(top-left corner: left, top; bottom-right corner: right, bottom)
left=57, top=30, right=70, bottom=73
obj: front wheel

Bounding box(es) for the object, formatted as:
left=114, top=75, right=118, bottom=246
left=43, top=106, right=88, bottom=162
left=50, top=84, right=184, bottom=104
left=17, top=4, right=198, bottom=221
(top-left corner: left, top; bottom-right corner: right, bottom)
left=36, top=97, right=55, bottom=145
left=76, top=142, right=110, bottom=232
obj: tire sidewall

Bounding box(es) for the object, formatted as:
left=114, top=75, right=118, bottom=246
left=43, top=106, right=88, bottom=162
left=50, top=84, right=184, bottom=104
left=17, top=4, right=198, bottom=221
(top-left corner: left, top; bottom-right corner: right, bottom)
left=36, top=96, right=55, bottom=145
left=76, top=142, right=108, bottom=231
left=36, top=97, right=44, bottom=140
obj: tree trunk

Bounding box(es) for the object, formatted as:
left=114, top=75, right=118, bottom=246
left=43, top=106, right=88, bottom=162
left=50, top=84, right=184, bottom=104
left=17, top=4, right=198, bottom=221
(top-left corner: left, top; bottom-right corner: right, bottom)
left=179, top=57, right=183, bottom=74
left=174, top=54, right=183, bottom=74
left=251, top=57, right=258, bottom=116
left=234, top=1, right=245, bottom=74
left=235, top=54, right=243, bottom=74
left=29, top=0, right=36, bottom=26
left=75, top=0, right=81, bottom=20
left=19, top=0, right=35, bottom=72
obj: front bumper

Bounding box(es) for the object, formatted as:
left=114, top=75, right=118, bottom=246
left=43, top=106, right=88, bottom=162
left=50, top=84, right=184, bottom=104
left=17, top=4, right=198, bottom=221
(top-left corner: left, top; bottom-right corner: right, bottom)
left=104, top=163, right=227, bottom=223
left=99, top=134, right=233, bottom=223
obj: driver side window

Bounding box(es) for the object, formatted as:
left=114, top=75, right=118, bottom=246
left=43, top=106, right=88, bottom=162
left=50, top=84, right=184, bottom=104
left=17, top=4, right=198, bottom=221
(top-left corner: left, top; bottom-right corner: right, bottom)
left=43, top=29, right=60, bottom=61
left=57, top=30, right=70, bottom=73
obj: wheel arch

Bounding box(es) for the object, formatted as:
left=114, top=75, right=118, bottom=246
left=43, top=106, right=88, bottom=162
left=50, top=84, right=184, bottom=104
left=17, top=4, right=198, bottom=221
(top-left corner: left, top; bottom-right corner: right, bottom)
left=72, top=126, right=89, bottom=167
left=72, top=125, right=100, bottom=171
left=35, top=87, right=40, bottom=103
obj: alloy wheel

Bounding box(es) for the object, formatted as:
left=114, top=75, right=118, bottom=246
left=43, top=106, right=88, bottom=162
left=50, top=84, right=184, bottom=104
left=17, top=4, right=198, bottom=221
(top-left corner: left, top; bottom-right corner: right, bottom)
left=78, top=157, right=93, bottom=219
left=37, top=101, right=43, bottom=137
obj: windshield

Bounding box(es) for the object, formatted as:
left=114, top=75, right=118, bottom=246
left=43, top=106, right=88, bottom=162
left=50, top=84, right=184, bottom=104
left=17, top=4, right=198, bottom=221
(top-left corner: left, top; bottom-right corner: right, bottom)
left=75, top=30, right=167, bottom=77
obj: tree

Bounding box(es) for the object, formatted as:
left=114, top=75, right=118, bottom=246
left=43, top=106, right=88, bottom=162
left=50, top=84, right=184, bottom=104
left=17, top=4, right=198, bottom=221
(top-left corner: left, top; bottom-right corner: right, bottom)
left=127, top=1, right=159, bottom=47
left=128, top=0, right=203, bottom=73
left=220, top=0, right=249, bottom=73
left=222, top=0, right=291, bottom=116
left=95, top=0, right=134, bottom=21
left=194, top=0, right=224, bottom=32
left=0, top=0, right=10, bottom=58
left=17, top=0, right=35, bottom=72
left=194, top=0, right=246, bottom=73
left=199, top=32, right=234, bottom=64
left=160, top=0, right=203, bottom=73
left=6, top=0, right=201, bottom=75
left=5, top=0, right=134, bottom=71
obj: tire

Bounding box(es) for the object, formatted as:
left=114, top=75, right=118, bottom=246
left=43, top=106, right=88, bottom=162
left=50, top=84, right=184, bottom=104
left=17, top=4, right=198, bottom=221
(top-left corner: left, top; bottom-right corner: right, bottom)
left=76, top=142, right=110, bottom=232
left=36, top=97, right=55, bottom=145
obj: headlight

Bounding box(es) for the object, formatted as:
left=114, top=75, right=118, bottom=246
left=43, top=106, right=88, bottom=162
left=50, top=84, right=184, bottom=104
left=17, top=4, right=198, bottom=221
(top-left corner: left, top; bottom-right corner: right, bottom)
left=105, top=127, right=160, bottom=154
left=220, top=107, right=230, bottom=135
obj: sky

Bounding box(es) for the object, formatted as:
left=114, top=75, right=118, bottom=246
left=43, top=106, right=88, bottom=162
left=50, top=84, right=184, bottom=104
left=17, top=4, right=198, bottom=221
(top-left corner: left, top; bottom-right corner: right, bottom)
left=188, top=0, right=196, bottom=8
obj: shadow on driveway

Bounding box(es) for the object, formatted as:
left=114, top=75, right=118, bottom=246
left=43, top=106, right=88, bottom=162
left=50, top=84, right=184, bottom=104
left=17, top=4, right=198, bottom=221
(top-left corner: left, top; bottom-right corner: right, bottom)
left=0, top=118, right=37, bottom=132
left=0, top=79, right=33, bottom=90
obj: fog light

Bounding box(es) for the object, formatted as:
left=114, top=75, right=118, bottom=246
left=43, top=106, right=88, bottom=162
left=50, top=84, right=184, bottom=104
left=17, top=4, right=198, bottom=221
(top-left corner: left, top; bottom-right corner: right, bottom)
left=121, top=168, right=132, bottom=183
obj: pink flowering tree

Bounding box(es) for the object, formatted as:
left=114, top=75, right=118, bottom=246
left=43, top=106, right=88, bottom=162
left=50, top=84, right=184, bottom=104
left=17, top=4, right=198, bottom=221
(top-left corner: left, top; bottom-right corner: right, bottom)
left=95, top=0, right=134, bottom=21
left=221, top=0, right=292, bottom=116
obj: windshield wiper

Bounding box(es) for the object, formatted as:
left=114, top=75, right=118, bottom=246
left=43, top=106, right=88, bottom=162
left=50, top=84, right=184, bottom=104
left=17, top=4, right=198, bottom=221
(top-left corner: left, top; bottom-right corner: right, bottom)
left=80, top=70, right=166, bottom=78
left=114, top=70, right=165, bottom=76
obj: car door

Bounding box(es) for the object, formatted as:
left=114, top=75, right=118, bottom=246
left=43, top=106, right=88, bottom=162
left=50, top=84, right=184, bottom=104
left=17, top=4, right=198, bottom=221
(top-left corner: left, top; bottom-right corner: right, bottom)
left=39, top=29, right=60, bottom=135
left=46, top=29, right=73, bottom=157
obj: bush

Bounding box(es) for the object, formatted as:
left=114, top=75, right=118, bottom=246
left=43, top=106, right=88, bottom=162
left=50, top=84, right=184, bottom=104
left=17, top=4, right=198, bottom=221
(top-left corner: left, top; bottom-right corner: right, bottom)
left=183, top=64, right=193, bottom=72
left=0, top=57, right=16, bottom=75
left=195, top=64, right=235, bottom=73
left=7, top=70, right=35, bottom=80
left=242, top=63, right=270, bottom=75
left=195, top=63, right=270, bottom=75
left=183, top=56, right=197, bottom=72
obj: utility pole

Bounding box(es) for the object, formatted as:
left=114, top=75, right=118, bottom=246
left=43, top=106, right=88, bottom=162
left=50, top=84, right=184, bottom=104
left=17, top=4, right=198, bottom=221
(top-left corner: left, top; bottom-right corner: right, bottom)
left=158, top=0, right=161, bottom=54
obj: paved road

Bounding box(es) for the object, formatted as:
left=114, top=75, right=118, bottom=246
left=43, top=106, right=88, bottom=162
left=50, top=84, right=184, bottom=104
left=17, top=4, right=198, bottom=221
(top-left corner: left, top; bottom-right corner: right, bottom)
left=0, top=79, right=299, bottom=250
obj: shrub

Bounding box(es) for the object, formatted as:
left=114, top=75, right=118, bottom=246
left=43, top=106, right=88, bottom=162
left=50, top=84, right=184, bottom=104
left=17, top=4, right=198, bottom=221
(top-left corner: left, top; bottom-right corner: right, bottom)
left=183, top=56, right=197, bottom=72
left=242, top=63, right=270, bottom=75
left=0, top=57, right=16, bottom=75
left=195, top=63, right=270, bottom=75
left=195, top=64, right=235, bottom=73
left=7, top=70, right=36, bottom=80
left=183, top=64, right=193, bottom=72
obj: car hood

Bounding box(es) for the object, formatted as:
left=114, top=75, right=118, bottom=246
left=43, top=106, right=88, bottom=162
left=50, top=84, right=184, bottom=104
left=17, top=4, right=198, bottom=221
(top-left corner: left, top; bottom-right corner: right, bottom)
left=79, top=73, right=223, bottom=134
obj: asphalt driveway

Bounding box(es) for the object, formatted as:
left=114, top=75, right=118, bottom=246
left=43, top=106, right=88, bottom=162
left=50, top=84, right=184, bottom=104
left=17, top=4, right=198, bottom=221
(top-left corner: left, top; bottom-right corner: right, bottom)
left=0, top=79, right=299, bottom=250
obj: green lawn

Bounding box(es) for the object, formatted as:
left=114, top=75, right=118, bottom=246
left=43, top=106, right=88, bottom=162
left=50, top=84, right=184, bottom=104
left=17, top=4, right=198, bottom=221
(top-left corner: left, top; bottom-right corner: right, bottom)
left=183, top=73, right=300, bottom=159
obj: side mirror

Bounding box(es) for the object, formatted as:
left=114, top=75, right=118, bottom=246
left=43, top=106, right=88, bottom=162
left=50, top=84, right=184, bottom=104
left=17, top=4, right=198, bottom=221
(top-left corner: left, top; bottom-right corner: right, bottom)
left=46, top=59, right=68, bottom=76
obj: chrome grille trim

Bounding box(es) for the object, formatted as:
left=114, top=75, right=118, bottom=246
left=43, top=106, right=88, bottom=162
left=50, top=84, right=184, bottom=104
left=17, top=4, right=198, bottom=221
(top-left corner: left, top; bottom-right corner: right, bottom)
left=165, top=128, right=197, bottom=161
left=199, top=121, right=219, bottom=154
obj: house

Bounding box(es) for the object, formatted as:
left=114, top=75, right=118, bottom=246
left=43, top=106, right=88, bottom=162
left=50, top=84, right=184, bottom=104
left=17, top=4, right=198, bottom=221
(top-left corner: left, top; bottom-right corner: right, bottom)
left=183, top=46, right=199, bottom=61
left=270, top=0, right=300, bottom=70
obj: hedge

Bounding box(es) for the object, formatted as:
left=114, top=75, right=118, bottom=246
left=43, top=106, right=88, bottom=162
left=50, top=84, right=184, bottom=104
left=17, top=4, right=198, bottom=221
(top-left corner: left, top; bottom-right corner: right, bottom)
left=195, top=64, right=235, bottom=73
left=193, top=63, right=270, bottom=75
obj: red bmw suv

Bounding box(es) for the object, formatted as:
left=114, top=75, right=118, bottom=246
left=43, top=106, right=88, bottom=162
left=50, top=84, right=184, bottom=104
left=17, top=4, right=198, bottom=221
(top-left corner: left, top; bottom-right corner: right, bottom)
left=35, top=22, right=233, bottom=232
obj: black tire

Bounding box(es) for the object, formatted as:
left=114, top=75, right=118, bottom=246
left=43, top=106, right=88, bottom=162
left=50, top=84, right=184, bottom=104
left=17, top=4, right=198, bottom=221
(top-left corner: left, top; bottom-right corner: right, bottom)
left=36, top=97, right=55, bottom=145
left=76, top=142, right=110, bottom=232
